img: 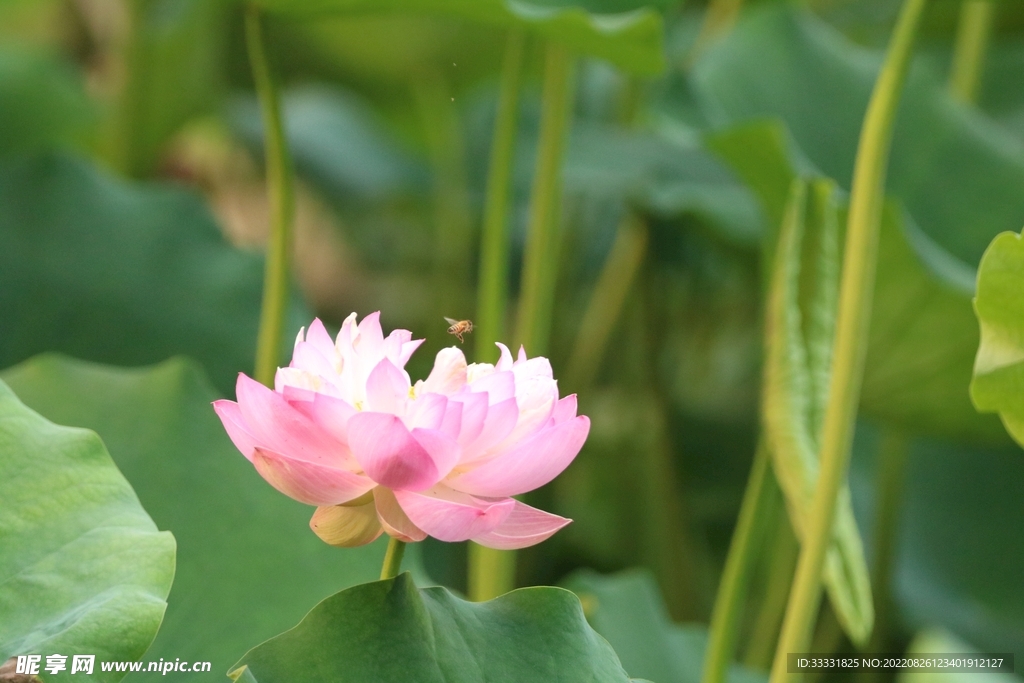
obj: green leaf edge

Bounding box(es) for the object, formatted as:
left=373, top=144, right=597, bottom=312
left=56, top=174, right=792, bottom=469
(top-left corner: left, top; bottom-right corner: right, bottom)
left=254, top=0, right=666, bottom=75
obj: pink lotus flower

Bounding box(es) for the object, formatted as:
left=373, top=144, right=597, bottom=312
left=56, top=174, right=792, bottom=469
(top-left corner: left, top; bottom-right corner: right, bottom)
left=213, top=312, right=589, bottom=549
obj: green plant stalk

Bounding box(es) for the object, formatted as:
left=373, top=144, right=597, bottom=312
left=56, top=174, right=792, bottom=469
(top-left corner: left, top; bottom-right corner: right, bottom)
left=565, top=215, right=647, bottom=390
left=867, top=429, right=910, bottom=654
left=474, top=29, right=526, bottom=365
left=467, top=32, right=526, bottom=602
left=246, top=6, right=295, bottom=388
left=380, top=538, right=407, bottom=580
left=768, top=1, right=927, bottom=680
left=469, top=41, right=574, bottom=603
left=702, top=440, right=777, bottom=683
left=515, top=41, right=575, bottom=357
left=949, top=0, right=995, bottom=103
left=108, top=0, right=145, bottom=176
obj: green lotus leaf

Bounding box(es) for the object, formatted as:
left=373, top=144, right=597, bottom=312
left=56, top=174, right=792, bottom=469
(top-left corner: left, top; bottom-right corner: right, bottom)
left=0, top=378, right=175, bottom=682
left=970, top=230, right=1024, bottom=447
left=230, top=573, right=632, bottom=682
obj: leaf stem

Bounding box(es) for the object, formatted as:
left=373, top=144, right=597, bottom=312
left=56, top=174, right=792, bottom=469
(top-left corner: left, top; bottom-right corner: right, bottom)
left=702, top=440, right=778, bottom=683
left=246, top=6, right=295, bottom=388
left=767, top=1, right=927, bottom=680
left=515, top=40, right=575, bottom=357
left=379, top=538, right=407, bottom=580
left=949, top=0, right=995, bottom=103
left=474, top=28, right=526, bottom=365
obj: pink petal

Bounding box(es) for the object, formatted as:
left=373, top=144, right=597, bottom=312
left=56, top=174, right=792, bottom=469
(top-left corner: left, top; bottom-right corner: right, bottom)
left=347, top=412, right=442, bottom=491
left=405, top=393, right=448, bottom=431
left=280, top=383, right=316, bottom=403
left=289, top=394, right=359, bottom=466
left=374, top=487, right=426, bottom=542
left=471, top=501, right=571, bottom=549
left=445, top=416, right=590, bottom=497
left=400, top=339, right=425, bottom=366
left=502, top=378, right=558, bottom=446
left=468, top=370, right=515, bottom=403
left=512, top=354, right=553, bottom=382
left=551, top=394, right=578, bottom=424
left=253, top=447, right=375, bottom=506
left=291, top=340, right=337, bottom=378
left=392, top=486, right=515, bottom=542
left=439, top=400, right=463, bottom=441
left=495, top=342, right=514, bottom=371
left=212, top=400, right=261, bottom=462
left=365, top=358, right=410, bottom=414
left=235, top=374, right=339, bottom=464
left=337, top=312, right=358, bottom=349
left=356, top=311, right=385, bottom=358
left=421, top=347, right=467, bottom=395
left=305, top=318, right=337, bottom=358
left=383, top=328, right=421, bottom=368
left=451, top=391, right=488, bottom=446
left=464, top=396, right=519, bottom=457
left=410, top=428, right=461, bottom=481
left=310, top=501, right=383, bottom=547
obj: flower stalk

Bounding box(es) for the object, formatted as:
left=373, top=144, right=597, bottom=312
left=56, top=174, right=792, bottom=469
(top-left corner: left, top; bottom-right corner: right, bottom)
left=380, top=538, right=407, bottom=580
left=768, top=1, right=928, bottom=680
left=245, top=6, right=295, bottom=388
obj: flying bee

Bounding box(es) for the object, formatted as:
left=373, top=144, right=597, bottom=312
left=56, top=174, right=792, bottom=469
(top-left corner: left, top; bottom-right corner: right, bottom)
left=444, top=317, right=474, bottom=344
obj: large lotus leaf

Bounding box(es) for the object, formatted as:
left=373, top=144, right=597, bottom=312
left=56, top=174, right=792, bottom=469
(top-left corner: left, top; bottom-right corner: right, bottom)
left=848, top=428, right=1024, bottom=659
left=0, top=378, right=175, bottom=682
left=229, top=572, right=631, bottom=683
left=565, top=122, right=762, bottom=246
left=255, top=0, right=665, bottom=76
left=691, top=4, right=1024, bottom=270
left=970, top=230, right=1024, bottom=447
left=562, top=569, right=765, bottom=683
left=0, top=153, right=308, bottom=396
left=1, top=355, right=393, bottom=682
left=706, top=121, right=1007, bottom=443
left=0, top=47, right=97, bottom=157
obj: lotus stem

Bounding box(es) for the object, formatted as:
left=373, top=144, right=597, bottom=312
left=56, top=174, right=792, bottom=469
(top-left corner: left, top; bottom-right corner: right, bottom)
left=380, top=538, right=407, bottom=580
left=246, top=6, right=295, bottom=388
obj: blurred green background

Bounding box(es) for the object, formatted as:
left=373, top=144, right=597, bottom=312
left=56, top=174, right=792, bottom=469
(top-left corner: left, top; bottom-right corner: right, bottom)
left=1, top=0, right=1023, bottom=680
